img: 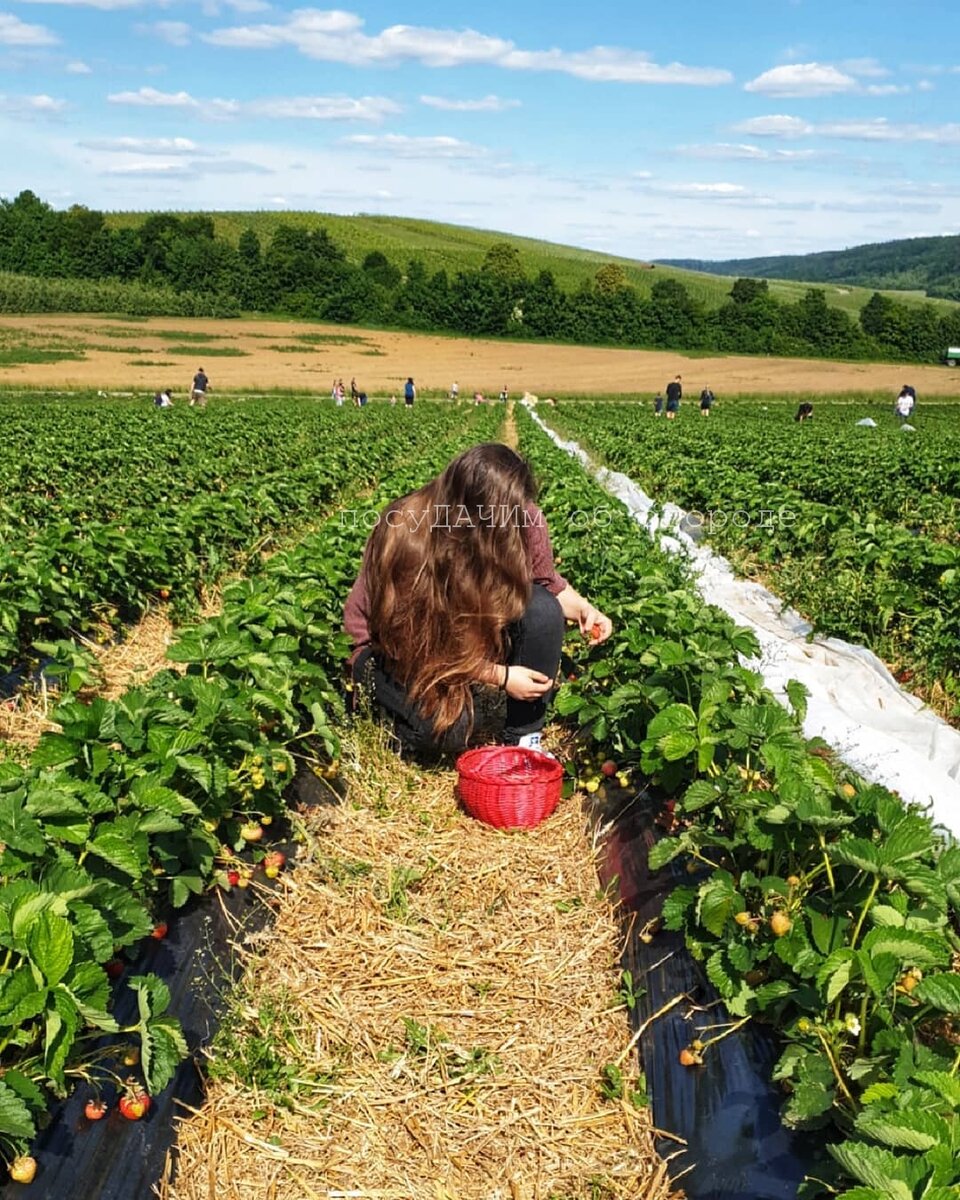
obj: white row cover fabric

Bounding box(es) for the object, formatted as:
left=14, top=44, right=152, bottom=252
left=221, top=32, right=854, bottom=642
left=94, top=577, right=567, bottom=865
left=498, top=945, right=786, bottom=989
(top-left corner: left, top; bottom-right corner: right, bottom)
left=527, top=407, right=960, bottom=834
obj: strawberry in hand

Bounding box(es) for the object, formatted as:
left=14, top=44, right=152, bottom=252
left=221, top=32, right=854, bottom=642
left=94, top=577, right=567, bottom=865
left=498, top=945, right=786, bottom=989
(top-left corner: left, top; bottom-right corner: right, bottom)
left=580, top=607, right=612, bottom=644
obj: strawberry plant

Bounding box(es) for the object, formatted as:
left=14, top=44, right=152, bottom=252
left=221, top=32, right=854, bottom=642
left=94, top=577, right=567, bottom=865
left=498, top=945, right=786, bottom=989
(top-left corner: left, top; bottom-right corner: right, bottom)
left=0, top=398, right=485, bottom=679
left=548, top=400, right=960, bottom=714
left=517, top=408, right=960, bottom=1197
left=0, top=402, right=502, bottom=1157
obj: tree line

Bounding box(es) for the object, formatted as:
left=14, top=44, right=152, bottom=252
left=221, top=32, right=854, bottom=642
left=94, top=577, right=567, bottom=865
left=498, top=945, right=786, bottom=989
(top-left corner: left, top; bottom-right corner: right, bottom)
left=662, top=234, right=960, bottom=301
left=2, top=190, right=959, bottom=363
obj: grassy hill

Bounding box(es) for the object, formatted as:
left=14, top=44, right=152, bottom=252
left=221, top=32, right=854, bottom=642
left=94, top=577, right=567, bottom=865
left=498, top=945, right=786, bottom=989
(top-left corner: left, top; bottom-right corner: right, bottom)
left=660, top=233, right=960, bottom=303
left=105, top=210, right=957, bottom=317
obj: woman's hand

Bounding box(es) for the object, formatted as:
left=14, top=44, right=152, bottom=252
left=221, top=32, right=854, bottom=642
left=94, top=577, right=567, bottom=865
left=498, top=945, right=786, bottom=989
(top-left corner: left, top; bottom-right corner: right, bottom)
left=556, top=586, right=613, bottom=645
left=579, top=606, right=613, bottom=644
left=505, top=666, right=554, bottom=702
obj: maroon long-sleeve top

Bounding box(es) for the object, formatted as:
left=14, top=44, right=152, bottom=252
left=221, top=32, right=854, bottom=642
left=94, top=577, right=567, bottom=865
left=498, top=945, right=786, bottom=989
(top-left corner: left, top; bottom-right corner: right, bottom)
left=343, top=502, right=568, bottom=656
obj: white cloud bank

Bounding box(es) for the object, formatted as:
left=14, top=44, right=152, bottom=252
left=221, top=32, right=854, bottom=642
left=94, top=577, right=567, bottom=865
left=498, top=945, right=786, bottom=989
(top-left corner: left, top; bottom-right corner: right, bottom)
left=0, top=92, right=66, bottom=114
left=677, top=142, right=817, bottom=161
left=744, top=61, right=908, bottom=98
left=0, top=12, right=58, bottom=45
left=341, top=133, right=485, bottom=158
left=102, top=158, right=273, bottom=176
left=735, top=114, right=960, bottom=144
left=420, top=94, right=519, bottom=112
left=79, top=135, right=205, bottom=154
left=203, top=9, right=733, bottom=85
left=745, top=62, right=858, bottom=97
left=657, top=181, right=750, bottom=196
left=107, top=87, right=400, bottom=122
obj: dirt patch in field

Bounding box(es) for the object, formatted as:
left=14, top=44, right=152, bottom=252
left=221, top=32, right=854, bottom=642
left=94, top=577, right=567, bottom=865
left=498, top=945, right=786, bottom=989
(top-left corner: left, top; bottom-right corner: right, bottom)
left=1, top=313, right=959, bottom=398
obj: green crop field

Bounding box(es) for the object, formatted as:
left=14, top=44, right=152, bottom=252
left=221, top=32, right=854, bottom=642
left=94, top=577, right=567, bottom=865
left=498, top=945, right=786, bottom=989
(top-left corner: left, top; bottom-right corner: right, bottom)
left=1, top=390, right=960, bottom=1198
left=547, top=397, right=960, bottom=711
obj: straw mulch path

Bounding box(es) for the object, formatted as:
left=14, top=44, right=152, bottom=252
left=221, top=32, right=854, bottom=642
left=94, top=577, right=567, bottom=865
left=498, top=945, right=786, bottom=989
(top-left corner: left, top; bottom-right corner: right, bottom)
left=0, top=608, right=179, bottom=751
left=163, top=728, right=676, bottom=1200
left=1, top=579, right=228, bottom=753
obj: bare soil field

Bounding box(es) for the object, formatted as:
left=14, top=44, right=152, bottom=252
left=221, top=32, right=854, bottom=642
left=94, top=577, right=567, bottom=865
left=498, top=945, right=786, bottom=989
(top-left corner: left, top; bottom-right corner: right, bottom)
left=2, top=313, right=959, bottom=397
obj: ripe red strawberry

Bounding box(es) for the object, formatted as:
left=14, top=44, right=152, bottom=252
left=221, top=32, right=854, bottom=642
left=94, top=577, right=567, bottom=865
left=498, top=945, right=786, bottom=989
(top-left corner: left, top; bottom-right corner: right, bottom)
left=118, top=1094, right=147, bottom=1120
left=118, top=1080, right=151, bottom=1121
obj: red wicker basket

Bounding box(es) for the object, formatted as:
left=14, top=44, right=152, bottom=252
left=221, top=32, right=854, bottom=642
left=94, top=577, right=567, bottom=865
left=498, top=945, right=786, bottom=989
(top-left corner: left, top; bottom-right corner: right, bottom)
left=456, top=745, right=564, bottom=830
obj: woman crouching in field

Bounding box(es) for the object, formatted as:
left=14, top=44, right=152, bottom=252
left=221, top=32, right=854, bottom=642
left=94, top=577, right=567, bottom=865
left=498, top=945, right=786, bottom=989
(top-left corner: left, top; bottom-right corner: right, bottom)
left=344, top=443, right=612, bottom=757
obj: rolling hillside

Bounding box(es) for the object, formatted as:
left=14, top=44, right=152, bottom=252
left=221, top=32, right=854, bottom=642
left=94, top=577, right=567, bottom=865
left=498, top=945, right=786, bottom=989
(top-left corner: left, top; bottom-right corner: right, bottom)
left=660, top=233, right=960, bottom=301
left=105, top=210, right=956, bottom=317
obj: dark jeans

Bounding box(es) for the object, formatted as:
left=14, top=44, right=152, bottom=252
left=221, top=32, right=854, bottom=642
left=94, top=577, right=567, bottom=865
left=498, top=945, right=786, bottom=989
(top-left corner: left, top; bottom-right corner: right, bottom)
left=351, top=585, right=565, bottom=757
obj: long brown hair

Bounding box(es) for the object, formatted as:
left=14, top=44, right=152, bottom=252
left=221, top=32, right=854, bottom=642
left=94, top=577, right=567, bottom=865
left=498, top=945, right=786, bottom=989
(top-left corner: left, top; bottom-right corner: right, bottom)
left=365, top=443, right=536, bottom=733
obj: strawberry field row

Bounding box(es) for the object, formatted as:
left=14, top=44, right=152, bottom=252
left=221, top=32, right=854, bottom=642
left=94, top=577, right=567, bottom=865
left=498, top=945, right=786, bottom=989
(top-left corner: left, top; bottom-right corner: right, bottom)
left=0, top=404, right=502, bottom=1171
left=545, top=401, right=960, bottom=714
left=0, top=399, right=468, bottom=679
left=5, top=397, right=956, bottom=1196
left=517, top=406, right=960, bottom=1200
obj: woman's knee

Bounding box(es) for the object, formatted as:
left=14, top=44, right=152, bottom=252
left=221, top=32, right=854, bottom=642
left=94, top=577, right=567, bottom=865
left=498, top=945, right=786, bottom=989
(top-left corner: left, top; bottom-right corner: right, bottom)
left=525, top=585, right=565, bottom=641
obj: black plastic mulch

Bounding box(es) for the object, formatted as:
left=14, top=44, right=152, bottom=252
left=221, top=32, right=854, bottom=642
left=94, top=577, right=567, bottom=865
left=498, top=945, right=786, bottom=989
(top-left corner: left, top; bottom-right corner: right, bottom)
left=3, top=756, right=826, bottom=1200
left=0, top=765, right=336, bottom=1200
left=599, top=788, right=823, bottom=1200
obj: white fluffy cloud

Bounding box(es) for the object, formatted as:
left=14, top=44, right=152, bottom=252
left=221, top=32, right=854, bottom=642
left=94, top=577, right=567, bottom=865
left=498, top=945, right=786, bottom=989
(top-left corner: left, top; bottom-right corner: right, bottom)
left=79, top=135, right=204, bottom=153
left=65, top=59, right=91, bottom=73
left=653, top=181, right=751, bottom=197
left=0, top=12, right=58, bottom=45
left=108, top=87, right=213, bottom=109
left=244, top=95, right=400, bottom=120
left=102, top=157, right=272, bottom=176
left=341, top=133, right=486, bottom=158
left=745, top=62, right=858, bottom=97
left=500, top=47, right=730, bottom=84
left=420, top=94, right=519, bottom=112
left=820, top=198, right=941, bottom=214
left=816, top=119, right=960, bottom=142
left=102, top=162, right=192, bottom=177
left=0, top=92, right=66, bottom=113
left=745, top=60, right=911, bottom=98
left=107, top=87, right=398, bottom=122
left=733, top=114, right=813, bottom=138
left=203, top=10, right=732, bottom=84
left=736, top=114, right=960, bottom=144
left=677, top=142, right=816, bottom=161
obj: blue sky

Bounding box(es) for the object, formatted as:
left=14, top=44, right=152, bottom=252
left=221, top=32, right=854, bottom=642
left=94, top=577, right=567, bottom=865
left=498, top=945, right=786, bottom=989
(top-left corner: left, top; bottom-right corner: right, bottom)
left=1, top=0, right=958, bottom=259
